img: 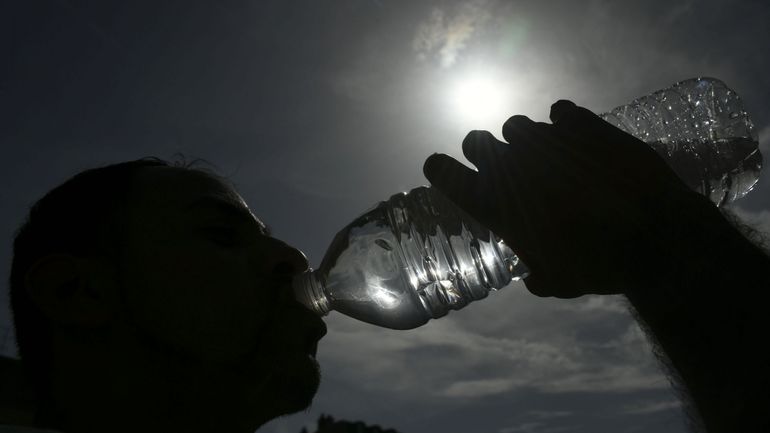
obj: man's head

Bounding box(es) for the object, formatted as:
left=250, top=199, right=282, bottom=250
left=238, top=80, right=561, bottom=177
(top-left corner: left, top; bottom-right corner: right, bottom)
left=9, top=158, right=326, bottom=432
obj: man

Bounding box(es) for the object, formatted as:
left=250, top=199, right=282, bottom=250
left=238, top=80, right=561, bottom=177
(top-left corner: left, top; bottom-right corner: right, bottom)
left=6, top=159, right=326, bottom=432
left=5, top=101, right=770, bottom=432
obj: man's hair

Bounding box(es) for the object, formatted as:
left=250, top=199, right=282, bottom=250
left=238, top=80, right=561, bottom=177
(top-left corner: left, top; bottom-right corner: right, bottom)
left=8, top=157, right=219, bottom=424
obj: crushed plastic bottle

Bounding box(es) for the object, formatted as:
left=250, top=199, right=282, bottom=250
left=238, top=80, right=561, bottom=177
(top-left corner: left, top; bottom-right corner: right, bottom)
left=600, top=77, right=762, bottom=206
left=294, top=77, right=763, bottom=329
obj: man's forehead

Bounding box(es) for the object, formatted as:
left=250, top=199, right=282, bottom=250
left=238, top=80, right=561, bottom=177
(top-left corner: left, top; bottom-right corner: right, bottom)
left=129, top=166, right=262, bottom=226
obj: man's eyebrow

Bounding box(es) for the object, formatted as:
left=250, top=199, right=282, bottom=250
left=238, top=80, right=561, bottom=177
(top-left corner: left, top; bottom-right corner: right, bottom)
left=186, top=197, right=271, bottom=236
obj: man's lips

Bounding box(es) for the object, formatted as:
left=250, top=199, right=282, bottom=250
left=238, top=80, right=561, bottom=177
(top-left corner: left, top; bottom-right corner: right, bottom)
left=271, top=278, right=327, bottom=358
left=286, top=282, right=327, bottom=356
left=305, top=312, right=327, bottom=357
left=282, top=303, right=327, bottom=358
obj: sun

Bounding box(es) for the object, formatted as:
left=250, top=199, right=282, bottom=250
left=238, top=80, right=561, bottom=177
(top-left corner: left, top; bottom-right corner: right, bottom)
left=448, top=71, right=509, bottom=129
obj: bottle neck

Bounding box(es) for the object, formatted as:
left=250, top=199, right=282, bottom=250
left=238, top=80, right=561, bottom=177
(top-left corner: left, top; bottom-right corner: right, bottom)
left=292, top=271, right=331, bottom=316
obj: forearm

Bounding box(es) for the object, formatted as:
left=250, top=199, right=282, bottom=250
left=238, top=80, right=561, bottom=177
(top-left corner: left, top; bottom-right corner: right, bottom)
left=625, top=194, right=770, bottom=433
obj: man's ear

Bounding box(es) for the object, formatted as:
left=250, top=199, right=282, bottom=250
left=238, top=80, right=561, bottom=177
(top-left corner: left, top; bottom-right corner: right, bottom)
left=24, top=255, right=119, bottom=327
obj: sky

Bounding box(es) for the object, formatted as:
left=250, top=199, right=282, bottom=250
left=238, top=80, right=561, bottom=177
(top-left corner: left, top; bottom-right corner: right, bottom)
left=2, top=1, right=770, bottom=432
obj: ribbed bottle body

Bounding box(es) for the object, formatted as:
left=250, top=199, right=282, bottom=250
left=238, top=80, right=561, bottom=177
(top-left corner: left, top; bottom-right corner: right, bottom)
left=384, top=187, right=527, bottom=319
left=296, top=187, right=527, bottom=330
left=599, top=77, right=762, bottom=206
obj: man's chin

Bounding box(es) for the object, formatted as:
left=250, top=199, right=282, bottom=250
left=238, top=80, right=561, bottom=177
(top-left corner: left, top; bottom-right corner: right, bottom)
left=274, top=354, right=322, bottom=415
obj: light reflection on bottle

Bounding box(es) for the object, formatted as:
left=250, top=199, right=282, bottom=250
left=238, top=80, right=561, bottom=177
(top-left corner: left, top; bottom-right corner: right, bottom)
left=293, top=187, right=528, bottom=330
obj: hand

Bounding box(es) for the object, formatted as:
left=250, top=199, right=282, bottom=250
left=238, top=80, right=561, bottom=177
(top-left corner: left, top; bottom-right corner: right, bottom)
left=423, top=100, right=705, bottom=298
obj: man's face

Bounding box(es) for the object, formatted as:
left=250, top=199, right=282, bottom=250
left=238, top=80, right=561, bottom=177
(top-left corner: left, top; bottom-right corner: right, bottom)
left=112, top=166, right=326, bottom=422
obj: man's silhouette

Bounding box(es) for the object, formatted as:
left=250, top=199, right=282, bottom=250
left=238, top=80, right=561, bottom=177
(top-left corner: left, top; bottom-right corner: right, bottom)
left=6, top=160, right=326, bottom=432
left=3, top=101, right=769, bottom=433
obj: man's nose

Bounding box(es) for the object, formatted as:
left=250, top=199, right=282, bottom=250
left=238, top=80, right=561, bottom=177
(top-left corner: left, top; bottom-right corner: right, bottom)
left=264, top=240, right=310, bottom=277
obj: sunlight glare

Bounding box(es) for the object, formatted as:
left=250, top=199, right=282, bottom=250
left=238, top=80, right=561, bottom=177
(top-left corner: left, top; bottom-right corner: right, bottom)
left=449, top=72, right=508, bottom=129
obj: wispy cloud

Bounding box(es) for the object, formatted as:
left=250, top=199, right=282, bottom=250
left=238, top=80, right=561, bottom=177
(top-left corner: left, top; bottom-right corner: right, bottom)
left=499, top=422, right=575, bottom=433
left=496, top=411, right=575, bottom=433
left=729, top=207, right=770, bottom=244
left=443, top=377, right=519, bottom=398
left=555, top=295, right=628, bottom=314
left=528, top=411, right=573, bottom=419
left=541, top=365, right=670, bottom=394
left=622, top=399, right=682, bottom=415
left=412, top=0, right=493, bottom=68
left=320, top=308, right=667, bottom=400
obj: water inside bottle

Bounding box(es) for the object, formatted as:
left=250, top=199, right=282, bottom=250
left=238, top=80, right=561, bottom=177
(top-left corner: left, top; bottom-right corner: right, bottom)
left=647, top=137, right=761, bottom=206
left=599, top=77, right=762, bottom=206
left=313, top=187, right=526, bottom=329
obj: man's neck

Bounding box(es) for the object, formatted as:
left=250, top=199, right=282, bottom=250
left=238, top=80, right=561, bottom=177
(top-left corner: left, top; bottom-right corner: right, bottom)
left=47, top=330, right=275, bottom=433
left=0, top=356, right=36, bottom=427
left=48, top=333, right=175, bottom=433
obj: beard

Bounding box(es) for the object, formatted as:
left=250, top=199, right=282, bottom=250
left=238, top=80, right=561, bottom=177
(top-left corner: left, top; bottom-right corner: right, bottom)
left=204, top=318, right=323, bottom=422
left=106, top=268, right=326, bottom=433
left=254, top=345, right=322, bottom=417
left=117, top=303, right=318, bottom=417
left=123, top=314, right=323, bottom=430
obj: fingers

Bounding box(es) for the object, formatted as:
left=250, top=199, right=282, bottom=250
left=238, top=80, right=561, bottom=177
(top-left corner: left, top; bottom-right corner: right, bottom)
left=502, top=115, right=562, bottom=158
left=462, top=130, right=507, bottom=171
left=502, top=115, right=539, bottom=146
left=523, top=273, right=583, bottom=299
left=502, top=114, right=580, bottom=174
left=423, top=153, right=482, bottom=214
left=549, top=99, right=633, bottom=149
left=549, top=99, right=644, bottom=152
left=548, top=99, right=684, bottom=188
left=549, top=99, right=603, bottom=129
left=522, top=272, right=550, bottom=298
left=548, top=100, right=579, bottom=125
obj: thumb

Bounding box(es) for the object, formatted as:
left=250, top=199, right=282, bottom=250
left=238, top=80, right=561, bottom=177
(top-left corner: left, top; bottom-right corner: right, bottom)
left=423, top=153, right=484, bottom=218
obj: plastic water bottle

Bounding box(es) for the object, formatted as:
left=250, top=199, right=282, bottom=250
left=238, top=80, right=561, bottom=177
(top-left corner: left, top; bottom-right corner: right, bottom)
left=600, top=77, right=762, bottom=206
left=294, top=77, right=762, bottom=329
left=294, top=186, right=528, bottom=329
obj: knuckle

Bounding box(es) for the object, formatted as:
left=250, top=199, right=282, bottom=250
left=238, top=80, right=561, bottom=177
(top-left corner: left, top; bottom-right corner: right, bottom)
left=505, top=115, right=533, bottom=127
left=549, top=99, right=578, bottom=124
